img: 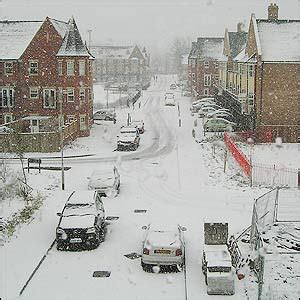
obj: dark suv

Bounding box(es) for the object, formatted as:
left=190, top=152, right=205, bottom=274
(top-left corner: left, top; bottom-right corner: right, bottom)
left=56, top=191, right=105, bottom=250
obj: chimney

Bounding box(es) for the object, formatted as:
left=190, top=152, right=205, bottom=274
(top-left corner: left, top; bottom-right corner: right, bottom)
left=237, top=22, right=243, bottom=33
left=268, top=3, right=279, bottom=21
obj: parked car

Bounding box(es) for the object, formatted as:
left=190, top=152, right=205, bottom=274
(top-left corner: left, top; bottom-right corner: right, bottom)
left=198, top=106, right=220, bottom=118
left=56, top=191, right=105, bottom=251
left=164, top=92, right=176, bottom=106
left=117, top=126, right=140, bottom=151
left=87, top=166, right=120, bottom=197
left=203, top=118, right=236, bottom=132
left=190, top=100, right=215, bottom=114
left=93, top=109, right=116, bottom=123
left=206, top=110, right=234, bottom=121
left=192, top=97, right=215, bottom=106
left=141, top=224, right=186, bottom=272
left=169, top=83, right=177, bottom=90
left=129, top=119, right=145, bottom=134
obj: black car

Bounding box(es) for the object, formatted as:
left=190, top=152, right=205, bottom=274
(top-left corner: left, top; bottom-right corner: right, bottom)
left=56, top=191, right=106, bottom=250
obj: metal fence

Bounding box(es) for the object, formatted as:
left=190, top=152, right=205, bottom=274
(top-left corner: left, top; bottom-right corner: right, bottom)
left=252, top=163, right=299, bottom=188
left=250, top=188, right=279, bottom=250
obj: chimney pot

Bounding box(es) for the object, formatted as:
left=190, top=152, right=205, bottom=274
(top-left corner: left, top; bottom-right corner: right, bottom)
left=268, top=3, right=279, bottom=21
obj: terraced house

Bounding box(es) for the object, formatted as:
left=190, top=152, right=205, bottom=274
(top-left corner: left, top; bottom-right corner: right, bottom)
left=218, top=4, right=300, bottom=142
left=0, top=17, right=94, bottom=141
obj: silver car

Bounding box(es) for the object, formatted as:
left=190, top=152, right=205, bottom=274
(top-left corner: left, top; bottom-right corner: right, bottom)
left=87, top=166, right=120, bottom=197
left=141, top=224, right=186, bottom=272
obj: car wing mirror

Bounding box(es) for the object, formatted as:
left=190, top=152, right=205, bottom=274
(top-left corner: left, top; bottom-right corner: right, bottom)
left=56, top=212, right=62, bottom=217
left=87, top=177, right=90, bottom=180
left=141, top=225, right=148, bottom=230
left=179, top=225, right=187, bottom=232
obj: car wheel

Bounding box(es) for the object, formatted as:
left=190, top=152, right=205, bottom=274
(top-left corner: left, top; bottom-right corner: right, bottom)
left=141, top=261, right=152, bottom=272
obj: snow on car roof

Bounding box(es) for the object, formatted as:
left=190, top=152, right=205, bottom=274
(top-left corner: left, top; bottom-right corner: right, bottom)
left=120, top=127, right=137, bottom=133
left=147, top=230, right=181, bottom=248
left=67, top=191, right=96, bottom=205
left=91, top=169, right=113, bottom=177
left=59, top=214, right=95, bottom=229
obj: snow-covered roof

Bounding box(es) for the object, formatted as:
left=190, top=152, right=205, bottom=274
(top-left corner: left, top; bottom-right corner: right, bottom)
left=60, top=214, right=95, bottom=229
left=0, top=21, right=42, bottom=60
left=57, top=17, right=91, bottom=57
left=147, top=230, right=181, bottom=248
left=49, top=18, right=69, bottom=38
left=196, top=37, right=224, bottom=60
left=90, top=45, right=135, bottom=59
left=228, top=31, right=248, bottom=58
left=256, top=19, right=300, bottom=62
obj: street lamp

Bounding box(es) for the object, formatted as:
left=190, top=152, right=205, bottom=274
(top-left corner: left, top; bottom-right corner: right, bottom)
left=59, top=89, right=66, bottom=190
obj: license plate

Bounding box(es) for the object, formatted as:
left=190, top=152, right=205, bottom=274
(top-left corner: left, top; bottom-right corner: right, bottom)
left=154, top=249, right=171, bottom=254
left=70, top=238, right=82, bottom=243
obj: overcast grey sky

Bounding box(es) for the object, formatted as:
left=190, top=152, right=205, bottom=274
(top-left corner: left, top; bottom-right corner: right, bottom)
left=1, top=0, right=299, bottom=52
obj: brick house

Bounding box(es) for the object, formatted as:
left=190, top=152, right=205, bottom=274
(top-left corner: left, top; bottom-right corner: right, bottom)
left=90, top=45, right=150, bottom=85
left=216, top=24, right=248, bottom=128
left=188, top=38, right=224, bottom=99
left=218, top=4, right=300, bottom=142
left=0, top=16, right=94, bottom=138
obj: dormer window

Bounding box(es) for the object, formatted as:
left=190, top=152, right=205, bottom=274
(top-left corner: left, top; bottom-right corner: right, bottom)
left=29, top=60, right=38, bottom=75
left=4, top=62, right=13, bottom=75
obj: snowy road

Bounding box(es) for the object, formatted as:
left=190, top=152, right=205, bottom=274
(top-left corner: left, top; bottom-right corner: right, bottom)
left=1, top=75, right=261, bottom=300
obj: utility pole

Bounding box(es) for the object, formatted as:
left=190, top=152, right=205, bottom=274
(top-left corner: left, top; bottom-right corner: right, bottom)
left=59, top=89, right=65, bottom=190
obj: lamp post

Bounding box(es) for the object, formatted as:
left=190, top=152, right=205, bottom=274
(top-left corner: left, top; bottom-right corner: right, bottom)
left=59, top=89, right=65, bottom=190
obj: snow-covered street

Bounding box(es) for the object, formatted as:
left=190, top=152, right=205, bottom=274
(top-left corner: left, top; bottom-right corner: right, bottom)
left=0, top=75, right=273, bottom=300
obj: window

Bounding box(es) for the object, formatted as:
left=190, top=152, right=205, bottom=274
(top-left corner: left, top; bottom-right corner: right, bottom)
left=4, top=62, right=13, bottom=75
left=79, top=88, right=85, bottom=102
left=79, top=60, right=86, bottom=76
left=58, top=61, right=63, bottom=76
left=29, top=60, right=38, bottom=75
left=190, top=59, right=196, bottom=68
left=204, top=61, right=209, bottom=68
left=30, top=87, right=39, bottom=99
left=67, top=115, right=75, bottom=124
left=214, top=74, right=219, bottom=82
left=248, top=93, right=254, bottom=106
left=248, top=65, right=254, bottom=77
left=43, top=89, right=56, bottom=108
left=192, top=73, right=195, bottom=79
left=0, top=87, right=15, bottom=107
left=204, top=88, right=209, bottom=96
left=204, top=75, right=211, bottom=86
left=214, top=62, right=218, bottom=68
left=79, top=115, right=87, bottom=130
left=67, top=60, right=75, bottom=76
left=67, top=88, right=75, bottom=102
left=4, top=114, right=13, bottom=124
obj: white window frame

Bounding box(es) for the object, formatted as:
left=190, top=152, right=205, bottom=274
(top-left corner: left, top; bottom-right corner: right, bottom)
left=67, top=60, right=75, bottom=76
left=67, top=88, right=75, bottom=102
left=248, top=65, right=254, bottom=77
left=0, top=87, right=15, bottom=107
left=30, top=87, right=39, bottom=99
left=79, top=114, right=87, bottom=131
left=43, top=88, right=56, bottom=108
left=4, top=113, right=13, bottom=124
left=203, top=88, right=209, bottom=96
left=79, top=88, right=85, bottom=102
left=4, top=62, right=13, bottom=75
left=204, top=61, right=209, bottom=68
left=204, top=74, right=211, bottom=86
left=248, top=93, right=254, bottom=106
left=58, top=61, right=63, bottom=76
left=79, top=60, right=86, bottom=76
left=214, top=61, right=219, bottom=68
left=29, top=60, right=38, bottom=75
left=66, top=115, right=75, bottom=124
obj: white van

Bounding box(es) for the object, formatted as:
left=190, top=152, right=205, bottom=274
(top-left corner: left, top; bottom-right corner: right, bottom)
left=202, top=244, right=235, bottom=295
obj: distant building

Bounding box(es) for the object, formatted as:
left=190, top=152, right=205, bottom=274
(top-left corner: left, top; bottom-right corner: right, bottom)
left=179, top=54, right=189, bottom=81
left=90, top=45, right=150, bottom=85
left=0, top=16, right=94, bottom=137
left=188, top=38, right=224, bottom=99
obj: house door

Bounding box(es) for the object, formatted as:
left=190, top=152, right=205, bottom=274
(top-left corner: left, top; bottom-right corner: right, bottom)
left=30, top=119, right=39, bottom=133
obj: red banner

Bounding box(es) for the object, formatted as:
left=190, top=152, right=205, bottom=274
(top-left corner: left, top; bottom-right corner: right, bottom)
left=224, top=132, right=252, bottom=177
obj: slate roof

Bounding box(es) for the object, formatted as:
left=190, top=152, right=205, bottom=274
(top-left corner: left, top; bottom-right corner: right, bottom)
left=196, top=37, right=224, bottom=60
left=255, top=19, right=300, bottom=62
left=228, top=31, right=248, bottom=58
left=90, top=45, right=135, bottom=60
left=0, top=20, right=42, bottom=60
left=188, top=42, right=197, bottom=59
left=57, top=17, right=91, bottom=57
